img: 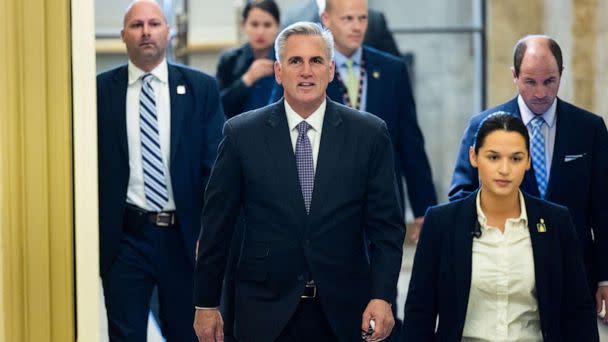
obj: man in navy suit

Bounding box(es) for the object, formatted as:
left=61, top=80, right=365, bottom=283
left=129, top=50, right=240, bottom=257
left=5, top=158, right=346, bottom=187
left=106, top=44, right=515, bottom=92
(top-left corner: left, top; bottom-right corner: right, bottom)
left=193, top=22, right=404, bottom=342
left=281, top=0, right=401, bottom=56
left=97, top=1, right=224, bottom=340
left=449, top=35, right=608, bottom=316
left=321, top=0, right=437, bottom=244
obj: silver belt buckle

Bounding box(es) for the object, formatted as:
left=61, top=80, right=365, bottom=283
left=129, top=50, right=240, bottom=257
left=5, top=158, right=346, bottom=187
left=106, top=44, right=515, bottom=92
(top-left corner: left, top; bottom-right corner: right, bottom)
left=155, top=212, right=174, bottom=227
left=301, top=283, right=317, bottom=298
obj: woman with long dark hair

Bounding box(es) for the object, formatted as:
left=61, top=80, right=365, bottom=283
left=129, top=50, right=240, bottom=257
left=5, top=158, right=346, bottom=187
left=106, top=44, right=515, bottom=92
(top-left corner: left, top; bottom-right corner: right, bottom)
left=402, top=113, right=598, bottom=341
left=216, top=0, right=280, bottom=118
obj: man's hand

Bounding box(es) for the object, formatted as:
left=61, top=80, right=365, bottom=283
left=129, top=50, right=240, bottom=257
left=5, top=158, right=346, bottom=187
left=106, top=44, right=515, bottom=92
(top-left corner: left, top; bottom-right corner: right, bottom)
left=596, top=286, right=608, bottom=324
left=361, top=299, right=394, bottom=341
left=406, top=217, right=424, bottom=244
left=193, top=308, right=224, bottom=342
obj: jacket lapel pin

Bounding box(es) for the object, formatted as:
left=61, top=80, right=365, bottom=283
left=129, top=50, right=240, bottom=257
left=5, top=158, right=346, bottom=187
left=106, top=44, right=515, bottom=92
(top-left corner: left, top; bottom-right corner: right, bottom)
left=372, top=70, right=380, bottom=79
left=177, top=85, right=186, bottom=94
left=536, top=218, right=547, bottom=233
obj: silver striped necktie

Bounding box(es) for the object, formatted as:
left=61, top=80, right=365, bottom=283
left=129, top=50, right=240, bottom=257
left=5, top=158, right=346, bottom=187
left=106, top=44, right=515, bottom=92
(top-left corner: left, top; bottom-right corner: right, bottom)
left=139, top=73, right=169, bottom=211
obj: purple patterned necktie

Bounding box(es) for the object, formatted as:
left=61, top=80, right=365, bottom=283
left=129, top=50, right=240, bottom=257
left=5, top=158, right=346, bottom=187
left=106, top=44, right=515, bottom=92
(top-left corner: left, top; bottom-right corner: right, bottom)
left=296, top=121, right=314, bottom=214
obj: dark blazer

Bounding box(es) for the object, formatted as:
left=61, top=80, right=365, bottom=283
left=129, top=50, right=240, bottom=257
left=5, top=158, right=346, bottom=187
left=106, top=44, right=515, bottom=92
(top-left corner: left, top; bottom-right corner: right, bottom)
left=327, top=46, right=436, bottom=217
left=97, top=63, right=225, bottom=274
left=403, top=191, right=599, bottom=342
left=216, top=43, right=276, bottom=118
left=281, top=0, right=401, bottom=56
left=194, top=99, right=405, bottom=341
left=448, top=97, right=608, bottom=288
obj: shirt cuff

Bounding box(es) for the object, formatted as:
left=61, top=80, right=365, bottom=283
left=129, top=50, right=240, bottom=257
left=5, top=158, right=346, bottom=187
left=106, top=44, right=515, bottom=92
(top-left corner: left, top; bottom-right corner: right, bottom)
left=598, top=281, right=608, bottom=287
left=195, top=306, right=219, bottom=310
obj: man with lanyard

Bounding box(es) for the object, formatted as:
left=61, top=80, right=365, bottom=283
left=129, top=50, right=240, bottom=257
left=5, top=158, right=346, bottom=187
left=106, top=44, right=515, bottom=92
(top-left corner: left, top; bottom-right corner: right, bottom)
left=321, top=0, right=437, bottom=244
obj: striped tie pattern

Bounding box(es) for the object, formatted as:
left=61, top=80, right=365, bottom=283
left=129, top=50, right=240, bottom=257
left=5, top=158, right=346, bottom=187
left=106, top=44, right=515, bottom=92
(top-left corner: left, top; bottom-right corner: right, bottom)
left=530, top=116, right=547, bottom=198
left=295, top=121, right=314, bottom=214
left=140, top=73, right=169, bottom=211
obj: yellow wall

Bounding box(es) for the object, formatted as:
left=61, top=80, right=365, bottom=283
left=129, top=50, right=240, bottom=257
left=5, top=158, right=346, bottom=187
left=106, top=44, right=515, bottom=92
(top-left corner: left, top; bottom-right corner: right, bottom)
left=0, top=0, right=74, bottom=340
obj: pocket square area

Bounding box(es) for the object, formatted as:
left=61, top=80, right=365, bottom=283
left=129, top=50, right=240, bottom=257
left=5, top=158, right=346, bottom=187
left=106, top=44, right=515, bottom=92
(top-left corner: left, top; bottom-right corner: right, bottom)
left=564, top=153, right=585, bottom=162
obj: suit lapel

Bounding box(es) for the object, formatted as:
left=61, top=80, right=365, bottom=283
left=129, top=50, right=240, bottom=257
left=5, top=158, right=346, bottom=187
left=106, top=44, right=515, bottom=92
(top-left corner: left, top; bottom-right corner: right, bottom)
left=453, top=193, right=476, bottom=334
left=362, top=48, right=382, bottom=115
left=326, top=78, right=344, bottom=104
left=111, top=66, right=129, bottom=159
left=168, top=64, right=187, bottom=163
left=308, top=100, right=344, bottom=216
left=544, top=99, right=569, bottom=199
left=523, top=194, right=552, bottom=331
left=265, top=101, right=309, bottom=220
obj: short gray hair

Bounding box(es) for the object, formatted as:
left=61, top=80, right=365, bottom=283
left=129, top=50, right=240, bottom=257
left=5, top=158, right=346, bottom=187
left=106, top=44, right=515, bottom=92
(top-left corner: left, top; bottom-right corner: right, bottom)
left=274, top=21, right=334, bottom=63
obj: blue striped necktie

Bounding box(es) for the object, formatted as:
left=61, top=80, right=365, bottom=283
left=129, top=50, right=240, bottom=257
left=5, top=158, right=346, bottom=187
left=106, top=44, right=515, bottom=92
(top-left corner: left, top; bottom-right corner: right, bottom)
left=140, top=73, right=169, bottom=211
left=530, top=116, right=547, bottom=198
left=295, top=121, right=314, bottom=214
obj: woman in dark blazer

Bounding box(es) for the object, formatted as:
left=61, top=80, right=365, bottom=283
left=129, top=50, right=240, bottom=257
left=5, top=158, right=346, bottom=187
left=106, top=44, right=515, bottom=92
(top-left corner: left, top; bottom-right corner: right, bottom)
left=216, top=0, right=280, bottom=118
left=402, top=113, right=598, bottom=341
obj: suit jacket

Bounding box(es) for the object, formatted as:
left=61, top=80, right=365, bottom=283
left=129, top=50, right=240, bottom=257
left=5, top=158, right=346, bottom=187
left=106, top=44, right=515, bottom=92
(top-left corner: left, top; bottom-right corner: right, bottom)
left=448, top=97, right=608, bottom=287
left=281, top=0, right=401, bottom=56
left=327, top=46, right=436, bottom=217
left=216, top=43, right=277, bottom=118
left=194, top=99, right=405, bottom=341
left=403, top=191, right=599, bottom=342
left=97, top=63, right=225, bottom=274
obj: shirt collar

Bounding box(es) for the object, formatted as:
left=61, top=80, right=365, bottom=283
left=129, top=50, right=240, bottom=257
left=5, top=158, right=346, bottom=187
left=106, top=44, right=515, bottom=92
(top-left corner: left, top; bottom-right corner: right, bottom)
left=476, top=189, right=528, bottom=230
left=284, top=99, right=326, bottom=133
left=128, top=58, right=168, bottom=85
left=518, top=95, right=557, bottom=128
left=334, top=47, right=363, bottom=68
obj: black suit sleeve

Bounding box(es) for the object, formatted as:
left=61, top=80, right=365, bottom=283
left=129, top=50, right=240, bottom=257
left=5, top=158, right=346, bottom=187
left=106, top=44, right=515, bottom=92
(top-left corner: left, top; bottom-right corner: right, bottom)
left=365, top=120, right=406, bottom=302
left=194, top=122, right=243, bottom=307
left=448, top=117, right=480, bottom=201
left=589, top=117, right=608, bottom=281
left=216, top=52, right=249, bottom=118
left=559, top=208, right=599, bottom=341
left=200, top=77, right=226, bottom=198
left=402, top=207, right=441, bottom=340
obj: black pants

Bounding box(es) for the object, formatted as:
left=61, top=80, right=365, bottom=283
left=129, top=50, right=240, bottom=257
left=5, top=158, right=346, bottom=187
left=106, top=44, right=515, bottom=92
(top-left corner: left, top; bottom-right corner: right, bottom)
left=101, top=218, right=197, bottom=342
left=275, top=298, right=337, bottom=342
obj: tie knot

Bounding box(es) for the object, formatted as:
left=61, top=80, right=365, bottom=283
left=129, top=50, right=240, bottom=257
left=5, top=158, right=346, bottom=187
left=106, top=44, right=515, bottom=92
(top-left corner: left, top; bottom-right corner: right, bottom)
left=344, top=59, right=355, bottom=69
left=530, top=116, right=545, bottom=129
left=296, top=121, right=311, bottom=135
left=142, top=73, right=154, bottom=85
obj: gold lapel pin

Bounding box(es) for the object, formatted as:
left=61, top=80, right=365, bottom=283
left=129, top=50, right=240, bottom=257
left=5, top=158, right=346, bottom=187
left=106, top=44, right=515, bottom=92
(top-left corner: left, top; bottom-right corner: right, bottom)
left=372, top=70, right=380, bottom=79
left=536, top=218, right=547, bottom=233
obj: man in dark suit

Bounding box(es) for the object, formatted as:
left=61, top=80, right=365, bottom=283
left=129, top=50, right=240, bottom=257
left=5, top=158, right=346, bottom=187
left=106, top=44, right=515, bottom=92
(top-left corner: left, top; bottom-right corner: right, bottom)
left=321, top=0, right=437, bottom=244
left=97, top=1, right=224, bottom=340
left=193, top=22, right=404, bottom=342
left=281, top=0, right=401, bottom=56
left=449, top=35, right=608, bottom=316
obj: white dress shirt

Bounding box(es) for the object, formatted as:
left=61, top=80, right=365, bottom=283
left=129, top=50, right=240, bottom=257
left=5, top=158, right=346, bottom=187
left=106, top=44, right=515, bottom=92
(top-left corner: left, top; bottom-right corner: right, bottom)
left=195, top=99, right=327, bottom=311
left=284, top=99, right=326, bottom=173
left=518, top=95, right=557, bottom=179
left=125, top=59, right=176, bottom=211
left=462, top=190, right=542, bottom=342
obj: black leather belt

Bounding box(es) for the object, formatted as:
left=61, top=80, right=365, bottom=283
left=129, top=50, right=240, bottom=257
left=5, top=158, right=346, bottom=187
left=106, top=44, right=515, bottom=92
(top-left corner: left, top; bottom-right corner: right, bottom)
left=301, top=281, right=317, bottom=299
left=124, top=204, right=176, bottom=228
